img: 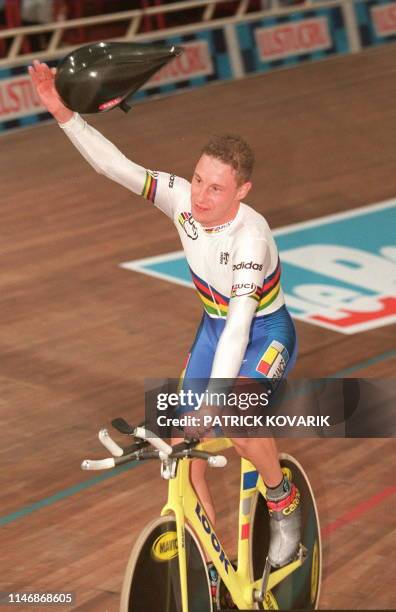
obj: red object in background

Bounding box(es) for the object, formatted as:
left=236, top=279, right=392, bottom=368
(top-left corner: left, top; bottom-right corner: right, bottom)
left=69, top=0, right=106, bottom=19
left=140, top=0, right=165, bottom=32
left=67, top=0, right=166, bottom=41
left=61, top=1, right=107, bottom=44
left=5, top=0, right=24, bottom=27
left=65, top=0, right=130, bottom=44
left=0, top=0, right=31, bottom=58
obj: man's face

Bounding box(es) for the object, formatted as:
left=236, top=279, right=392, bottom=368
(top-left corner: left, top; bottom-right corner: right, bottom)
left=191, top=154, right=251, bottom=226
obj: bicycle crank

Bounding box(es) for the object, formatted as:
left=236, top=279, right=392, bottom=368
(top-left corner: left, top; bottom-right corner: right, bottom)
left=253, top=544, right=308, bottom=603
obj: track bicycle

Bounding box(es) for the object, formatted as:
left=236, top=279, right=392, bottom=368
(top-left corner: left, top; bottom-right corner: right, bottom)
left=82, top=419, right=322, bottom=611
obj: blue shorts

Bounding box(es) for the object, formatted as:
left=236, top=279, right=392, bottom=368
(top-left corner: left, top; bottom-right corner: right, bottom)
left=181, top=305, right=297, bottom=387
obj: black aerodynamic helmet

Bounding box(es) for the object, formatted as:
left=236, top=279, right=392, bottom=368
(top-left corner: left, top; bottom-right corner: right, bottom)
left=55, top=41, right=183, bottom=114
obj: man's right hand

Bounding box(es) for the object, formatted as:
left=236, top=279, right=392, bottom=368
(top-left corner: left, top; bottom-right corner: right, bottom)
left=28, top=60, right=74, bottom=124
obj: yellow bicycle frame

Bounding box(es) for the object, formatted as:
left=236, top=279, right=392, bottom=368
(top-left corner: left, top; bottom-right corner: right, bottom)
left=160, top=438, right=304, bottom=611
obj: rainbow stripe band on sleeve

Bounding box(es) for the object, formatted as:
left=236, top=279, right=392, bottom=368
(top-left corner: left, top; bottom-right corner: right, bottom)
left=189, top=266, right=230, bottom=317
left=189, top=258, right=282, bottom=318
left=256, top=258, right=281, bottom=312
left=250, top=287, right=262, bottom=302
left=141, top=171, right=158, bottom=203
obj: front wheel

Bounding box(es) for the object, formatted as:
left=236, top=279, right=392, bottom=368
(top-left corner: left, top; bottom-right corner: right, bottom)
left=249, top=453, right=322, bottom=610
left=120, top=515, right=212, bottom=612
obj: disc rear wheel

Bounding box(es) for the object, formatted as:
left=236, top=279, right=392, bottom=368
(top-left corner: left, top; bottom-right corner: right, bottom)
left=249, top=454, right=322, bottom=610
left=120, top=516, right=212, bottom=612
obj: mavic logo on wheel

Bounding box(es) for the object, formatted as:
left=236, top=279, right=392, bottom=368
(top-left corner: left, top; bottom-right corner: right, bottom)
left=151, top=531, right=179, bottom=562
left=195, top=502, right=231, bottom=573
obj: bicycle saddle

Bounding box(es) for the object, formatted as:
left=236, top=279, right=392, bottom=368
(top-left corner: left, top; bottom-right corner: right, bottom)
left=55, top=41, right=183, bottom=114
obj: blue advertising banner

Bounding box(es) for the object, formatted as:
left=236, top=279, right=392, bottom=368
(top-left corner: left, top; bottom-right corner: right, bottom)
left=354, top=0, right=396, bottom=46
left=0, top=2, right=394, bottom=134
left=134, top=28, right=233, bottom=102
left=235, top=7, right=349, bottom=73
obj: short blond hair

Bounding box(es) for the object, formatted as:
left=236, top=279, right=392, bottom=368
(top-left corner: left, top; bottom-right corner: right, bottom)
left=201, top=134, right=254, bottom=185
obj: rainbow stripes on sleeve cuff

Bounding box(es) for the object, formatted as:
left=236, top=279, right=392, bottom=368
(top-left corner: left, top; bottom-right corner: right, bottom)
left=250, top=286, right=262, bottom=302
left=189, top=258, right=282, bottom=318
left=189, top=266, right=230, bottom=317
left=141, top=171, right=158, bottom=203
left=256, top=258, right=281, bottom=312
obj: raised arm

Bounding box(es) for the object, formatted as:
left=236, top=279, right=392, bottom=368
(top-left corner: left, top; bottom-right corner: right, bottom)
left=28, top=60, right=186, bottom=217
left=58, top=112, right=147, bottom=196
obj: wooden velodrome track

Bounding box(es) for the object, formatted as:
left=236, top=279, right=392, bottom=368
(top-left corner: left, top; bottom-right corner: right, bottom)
left=1, top=41, right=395, bottom=611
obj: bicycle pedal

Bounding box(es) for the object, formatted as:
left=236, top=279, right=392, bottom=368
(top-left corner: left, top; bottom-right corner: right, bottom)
left=298, top=543, right=308, bottom=562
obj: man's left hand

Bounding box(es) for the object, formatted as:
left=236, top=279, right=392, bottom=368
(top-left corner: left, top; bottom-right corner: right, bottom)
left=184, top=403, right=219, bottom=438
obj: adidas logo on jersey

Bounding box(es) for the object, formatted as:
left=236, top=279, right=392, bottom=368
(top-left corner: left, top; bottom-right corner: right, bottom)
left=232, top=261, right=263, bottom=271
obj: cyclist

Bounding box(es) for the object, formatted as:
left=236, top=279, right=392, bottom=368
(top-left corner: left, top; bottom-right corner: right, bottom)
left=29, top=60, right=302, bottom=588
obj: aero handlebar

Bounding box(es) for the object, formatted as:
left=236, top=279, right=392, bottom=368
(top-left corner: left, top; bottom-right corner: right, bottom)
left=81, top=421, right=227, bottom=471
